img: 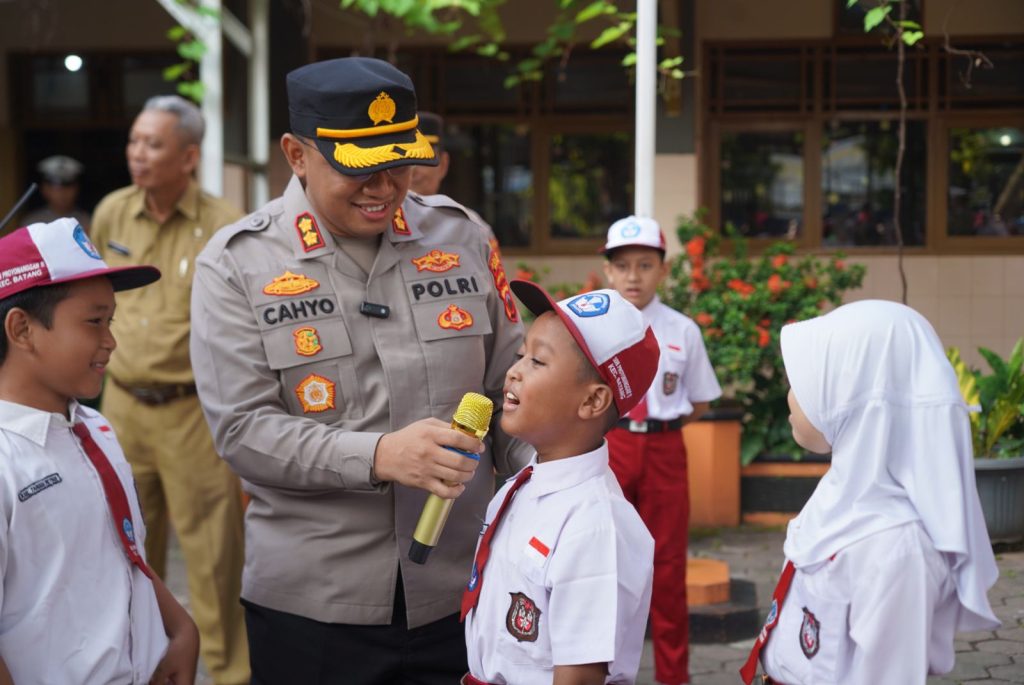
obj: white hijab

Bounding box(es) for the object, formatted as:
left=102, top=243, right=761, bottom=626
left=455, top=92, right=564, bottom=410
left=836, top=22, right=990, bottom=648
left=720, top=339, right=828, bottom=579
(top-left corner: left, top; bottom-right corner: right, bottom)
left=780, top=299, right=999, bottom=631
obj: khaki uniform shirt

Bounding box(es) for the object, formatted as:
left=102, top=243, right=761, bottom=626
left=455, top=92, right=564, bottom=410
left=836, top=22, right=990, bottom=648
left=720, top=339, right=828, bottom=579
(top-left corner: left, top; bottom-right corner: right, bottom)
left=91, top=181, right=242, bottom=385
left=190, top=176, right=531, bottom=628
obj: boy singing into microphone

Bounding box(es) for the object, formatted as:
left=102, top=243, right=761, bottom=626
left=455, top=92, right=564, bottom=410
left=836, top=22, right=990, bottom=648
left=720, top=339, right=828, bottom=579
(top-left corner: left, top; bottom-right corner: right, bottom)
left=0, top=219, right=199, bottom=684
left=461, top=280, right=658, bottom=685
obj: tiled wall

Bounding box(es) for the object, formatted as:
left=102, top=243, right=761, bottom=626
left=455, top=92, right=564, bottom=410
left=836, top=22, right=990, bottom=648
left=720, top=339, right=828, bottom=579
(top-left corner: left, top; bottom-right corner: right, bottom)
left=846, top=255, right=1024, bottom=369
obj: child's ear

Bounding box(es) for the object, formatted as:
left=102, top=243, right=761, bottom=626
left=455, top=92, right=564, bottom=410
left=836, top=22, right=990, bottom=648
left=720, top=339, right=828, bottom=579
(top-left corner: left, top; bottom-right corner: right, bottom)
left=579, top=382, right=614, bottom=422
left=3, top=309, right=34, bottom=353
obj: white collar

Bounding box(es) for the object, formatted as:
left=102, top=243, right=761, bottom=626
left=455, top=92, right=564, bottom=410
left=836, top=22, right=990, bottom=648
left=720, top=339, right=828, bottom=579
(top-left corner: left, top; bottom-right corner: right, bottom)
left=0, top=399, right=81, bottom=447
left=522, top=441, right=609, bottom=498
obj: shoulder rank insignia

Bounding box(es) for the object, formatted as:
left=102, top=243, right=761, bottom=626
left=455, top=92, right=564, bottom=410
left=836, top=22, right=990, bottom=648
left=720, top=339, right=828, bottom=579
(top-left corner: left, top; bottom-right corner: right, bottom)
left=293, top=326, right=322, bottom=357
left=295, top=373, right=336, bottom=413
left=438, top=304, right=473, bottom=331
left=368, top=92, right=396, bottom=125
left=295, top=212, right=326, bottom=252
left=412, top=249, right=460, bottom=273
left=506, top=592, right=541, bottom=643
left=263, top=271, right=320, bottom=297
left=487, top=237, right=518, bottom=323
left=392, top=207, right=412, bottom=236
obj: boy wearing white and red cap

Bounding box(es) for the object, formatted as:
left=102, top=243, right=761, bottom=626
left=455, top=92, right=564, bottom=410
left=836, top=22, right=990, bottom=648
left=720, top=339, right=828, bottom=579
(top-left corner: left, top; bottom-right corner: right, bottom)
left=0, top=218, right=198, bottom=685
left=461, top=280, right=657, bottom=685
left=602, top=215, right=722, bottom=685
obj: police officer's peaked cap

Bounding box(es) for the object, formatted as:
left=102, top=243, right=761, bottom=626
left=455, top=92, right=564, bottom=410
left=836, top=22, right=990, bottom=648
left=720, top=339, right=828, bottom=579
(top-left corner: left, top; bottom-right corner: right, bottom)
left=287, top=57, right=438, bottom=176
left=38, top=155, right=84, bottom=184
left=417, top=111, right=445, bottom=151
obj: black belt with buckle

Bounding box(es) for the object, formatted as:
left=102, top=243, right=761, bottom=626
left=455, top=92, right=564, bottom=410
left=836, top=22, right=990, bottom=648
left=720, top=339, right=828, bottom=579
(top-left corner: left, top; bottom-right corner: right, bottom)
left=616, top=417, right=684, bottom=433
left=112, top=377, right=197, bottom=406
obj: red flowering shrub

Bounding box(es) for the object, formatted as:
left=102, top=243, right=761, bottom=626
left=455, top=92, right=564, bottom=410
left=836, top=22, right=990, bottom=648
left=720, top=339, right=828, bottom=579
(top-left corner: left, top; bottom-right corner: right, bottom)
left=663, top=211, right=866, bottom=464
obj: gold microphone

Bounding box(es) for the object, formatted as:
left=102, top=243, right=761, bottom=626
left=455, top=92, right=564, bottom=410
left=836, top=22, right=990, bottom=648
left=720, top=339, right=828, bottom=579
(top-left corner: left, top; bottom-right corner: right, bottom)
left=409, top=392, right=494, bottom=564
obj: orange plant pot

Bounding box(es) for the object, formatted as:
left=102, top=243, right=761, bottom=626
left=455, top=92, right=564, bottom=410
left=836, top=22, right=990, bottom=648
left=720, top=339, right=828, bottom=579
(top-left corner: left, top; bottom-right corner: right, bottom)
left=684, top=415, right=741, bottom=528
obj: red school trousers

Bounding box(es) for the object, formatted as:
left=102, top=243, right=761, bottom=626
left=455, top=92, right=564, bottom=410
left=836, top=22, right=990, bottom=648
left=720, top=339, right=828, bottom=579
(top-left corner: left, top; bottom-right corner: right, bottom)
left=607, top=426, right=690, bottom=685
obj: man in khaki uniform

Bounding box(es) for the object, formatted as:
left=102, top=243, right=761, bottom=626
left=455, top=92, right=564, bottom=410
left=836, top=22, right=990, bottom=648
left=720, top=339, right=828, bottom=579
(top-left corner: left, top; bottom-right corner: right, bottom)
left=91, top=95, right=249, bottom=685
left=190, top=57, right=530, bottom=684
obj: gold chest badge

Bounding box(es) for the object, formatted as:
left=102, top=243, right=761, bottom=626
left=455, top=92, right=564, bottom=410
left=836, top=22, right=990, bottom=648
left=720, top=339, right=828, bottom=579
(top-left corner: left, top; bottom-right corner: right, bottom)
left=437, top=304, right=473, bottom=331
left=412, top=249, right=460, bottom=273
left=295, top=373, right=336, bottom=413
left=295, top=212, right=325, bottom=252
left=262, top=271, right=320, bottom=297
left=368, top=92, right=396, bottom=125
left=392, top=207, right=412, bottom=236
left=293, top=326, right=323, bottom=357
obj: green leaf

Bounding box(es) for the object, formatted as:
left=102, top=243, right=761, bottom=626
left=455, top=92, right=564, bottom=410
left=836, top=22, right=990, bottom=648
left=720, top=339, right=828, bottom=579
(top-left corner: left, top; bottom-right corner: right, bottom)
left=177, top=39, right=206, bottom=62
left=448, top=34, right=482, bottom=51
left=670, top=68, right=684, bottom=79
left=167, top=25, right=188, bottom=41
left=897, top=19, right=922, bottom=29
left=176, top=80, right=204, bottom=103
left=341, top=0, right=358, bottom=8
left=576, top=0, right=614, bottom=23
left=503, top=74, right=521, bottom=89
left=846, top=0, right=859, bottom=8
left=863, top=5, right=892, bottom=32
left=901, top=30, right=923, bottom=45
left=196, top=5, right=220, bottom=19
left=659, top=55, right=683, bottom=69
left=476, top=42, right=500, bottom=57
left=363, top=0, right=379, bottom=18
left=590, top=21, right=631, bottom=49
left=621, top=52, right=637, bottom=67
left=162, top=62, right=190, bottom=81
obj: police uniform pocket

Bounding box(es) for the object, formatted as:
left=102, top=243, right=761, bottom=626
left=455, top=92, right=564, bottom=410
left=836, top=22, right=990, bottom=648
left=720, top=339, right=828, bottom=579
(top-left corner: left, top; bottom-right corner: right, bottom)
left=410, top=297, right=494, bottom=407
left=261, top=319, right=364, bottom=421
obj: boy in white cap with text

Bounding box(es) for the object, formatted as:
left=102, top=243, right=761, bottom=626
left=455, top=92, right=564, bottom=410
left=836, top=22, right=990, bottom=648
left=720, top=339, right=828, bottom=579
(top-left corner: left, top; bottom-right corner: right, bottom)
left=602, top=215, right=721, bottom=685
left=0, top=218, right=198, bottom=684
left=461, top=279, right=657, bottom=685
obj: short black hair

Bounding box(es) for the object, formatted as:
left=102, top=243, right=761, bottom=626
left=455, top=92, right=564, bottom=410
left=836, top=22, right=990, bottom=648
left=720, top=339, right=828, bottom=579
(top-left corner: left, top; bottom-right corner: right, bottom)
left=572, top=343, right=620, bottom=432
left=0, top=284, right=72, bottom=364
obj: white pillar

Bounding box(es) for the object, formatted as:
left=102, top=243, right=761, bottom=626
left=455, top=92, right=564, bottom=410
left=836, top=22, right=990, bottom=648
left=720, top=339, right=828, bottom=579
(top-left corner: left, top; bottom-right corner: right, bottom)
left=249, top=0, right=270, bottom=208
left=634, top=0, right=657, bottom=219
left=199, top=0, right=223, bottom=196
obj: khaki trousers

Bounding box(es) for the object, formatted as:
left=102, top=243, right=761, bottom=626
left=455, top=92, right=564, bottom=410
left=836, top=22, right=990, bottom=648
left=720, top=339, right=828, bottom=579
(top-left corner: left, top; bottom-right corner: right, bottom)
left=103, top=381, right=250, bottom=685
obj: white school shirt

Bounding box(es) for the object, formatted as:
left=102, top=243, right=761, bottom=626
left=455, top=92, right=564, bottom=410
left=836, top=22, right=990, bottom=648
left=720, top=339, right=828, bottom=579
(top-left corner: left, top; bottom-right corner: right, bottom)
left=464, top=442, right=654, bottom=684
left=0, top=400, right=168, bottom=684
left=762, top=521, right=959, bottom=685
left=639, top=296, right=721, bottom=420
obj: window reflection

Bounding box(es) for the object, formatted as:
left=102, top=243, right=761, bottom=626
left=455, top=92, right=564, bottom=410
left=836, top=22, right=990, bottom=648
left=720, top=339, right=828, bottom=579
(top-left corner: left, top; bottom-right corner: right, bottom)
left=720, top=131, right=804, bottom=239
left=446, top=123, right=533, bottom=248
left=548, top=132, right=633, bottom=240
left=822, top=120, right=926, bottom=247
left=948, top=127, right=1024, bottom=237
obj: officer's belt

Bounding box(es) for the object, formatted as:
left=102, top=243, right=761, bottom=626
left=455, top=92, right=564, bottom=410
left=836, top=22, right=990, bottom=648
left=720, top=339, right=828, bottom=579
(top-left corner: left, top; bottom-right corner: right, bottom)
left=111, top=377, right=197, bottom=406
left=615, top=417, right=684, bottom=433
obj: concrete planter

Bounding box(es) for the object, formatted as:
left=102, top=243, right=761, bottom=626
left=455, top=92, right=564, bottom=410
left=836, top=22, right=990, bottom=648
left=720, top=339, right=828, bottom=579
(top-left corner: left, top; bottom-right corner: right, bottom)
left=739, top=453, right=830, bottom=526
left=974, top=456, right=1024, bottom=543
left=685, top=409, right=743, bottom=528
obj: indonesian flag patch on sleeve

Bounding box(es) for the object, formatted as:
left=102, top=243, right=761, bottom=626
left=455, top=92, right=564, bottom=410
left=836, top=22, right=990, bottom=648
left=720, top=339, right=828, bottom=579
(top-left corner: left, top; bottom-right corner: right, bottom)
left=524, top=536, right=550, bottom=564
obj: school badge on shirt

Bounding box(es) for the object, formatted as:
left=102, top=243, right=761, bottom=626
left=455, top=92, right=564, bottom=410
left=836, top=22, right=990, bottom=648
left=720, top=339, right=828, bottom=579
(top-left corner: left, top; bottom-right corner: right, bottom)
left=663, top=371, right=679, bottom=395
left=295, top=373, right=336, bottom=413
left=800, top=606, right=820, bottom=658
left=506, top=592, right=541, bottom=642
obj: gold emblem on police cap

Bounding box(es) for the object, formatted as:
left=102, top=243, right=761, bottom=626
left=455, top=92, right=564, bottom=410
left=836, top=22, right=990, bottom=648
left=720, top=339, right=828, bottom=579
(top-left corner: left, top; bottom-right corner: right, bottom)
left=368, top=92, right=396, bottom=125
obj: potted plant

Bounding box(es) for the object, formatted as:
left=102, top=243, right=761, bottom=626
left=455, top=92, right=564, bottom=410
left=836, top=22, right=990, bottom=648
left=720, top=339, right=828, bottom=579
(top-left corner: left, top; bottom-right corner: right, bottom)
left=948, top=340, right=1024, bottom=543
left=661, top=211, right=866, bottom=523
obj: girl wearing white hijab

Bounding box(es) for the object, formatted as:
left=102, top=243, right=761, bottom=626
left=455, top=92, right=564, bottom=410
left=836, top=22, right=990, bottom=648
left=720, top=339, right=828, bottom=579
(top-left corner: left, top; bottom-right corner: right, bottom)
left=743, top=300, right=1000, bottom=685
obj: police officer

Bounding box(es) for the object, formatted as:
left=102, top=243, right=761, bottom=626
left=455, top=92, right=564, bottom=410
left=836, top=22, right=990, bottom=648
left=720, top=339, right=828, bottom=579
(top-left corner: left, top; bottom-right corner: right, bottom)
left=410, top=111, right=450, bottom=196
left=190, top=57, right=530, bottom=684
left=22, top=155, right=91, bottom=231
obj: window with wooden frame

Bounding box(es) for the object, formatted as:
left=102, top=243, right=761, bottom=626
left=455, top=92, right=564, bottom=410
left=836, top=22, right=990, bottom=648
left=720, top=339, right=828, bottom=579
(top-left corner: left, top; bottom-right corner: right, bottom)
left=702, top=37, right=1024, bottom=253
left=325, top=47, right=634, bottom=255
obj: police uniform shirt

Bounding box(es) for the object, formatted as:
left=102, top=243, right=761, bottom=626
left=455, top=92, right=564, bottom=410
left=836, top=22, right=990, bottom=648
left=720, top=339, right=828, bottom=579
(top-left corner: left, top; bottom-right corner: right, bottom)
left=91, top=179, right=242, bottom=385
left=465, top=443, right=654, bottom=684
left=762, top=521, right=958, bottom=684
left=0, top=400, right=168, bottom=684
left=640, top=295, right=721, bottom=420
left=190, top=175, right=529, bottom=628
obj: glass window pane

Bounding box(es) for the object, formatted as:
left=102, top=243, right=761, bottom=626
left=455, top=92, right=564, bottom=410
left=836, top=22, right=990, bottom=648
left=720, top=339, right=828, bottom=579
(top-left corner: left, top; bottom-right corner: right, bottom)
left=32, top=56, right=89, bottom=116
left=948, top=127, right=1024, bottom=237
left=821, top=120, right=927, bottom=247
left=722, top=55, right=802, bottom=106
left=549, top=53, right=632, bottom=112
left=445, top=123, right=533, bottom=248
left=720, top=131, right=804, bottom=239
left=548, top=131, right=633, bottom=240
left=122, top=56, right=178, bottom=113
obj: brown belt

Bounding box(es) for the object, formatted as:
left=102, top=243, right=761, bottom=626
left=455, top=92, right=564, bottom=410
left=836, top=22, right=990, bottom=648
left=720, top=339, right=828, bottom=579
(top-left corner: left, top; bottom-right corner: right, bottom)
left=111, top=377, right=197, bottom=406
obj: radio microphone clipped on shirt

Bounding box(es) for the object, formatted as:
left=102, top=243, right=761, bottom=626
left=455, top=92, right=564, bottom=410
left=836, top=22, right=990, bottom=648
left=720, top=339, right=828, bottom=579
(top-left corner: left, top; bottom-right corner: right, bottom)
left=409, top=392, right=494, bottom=564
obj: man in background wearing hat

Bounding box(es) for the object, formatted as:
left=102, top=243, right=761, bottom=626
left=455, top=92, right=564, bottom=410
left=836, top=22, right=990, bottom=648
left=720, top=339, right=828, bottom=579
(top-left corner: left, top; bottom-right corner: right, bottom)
left=22, top=155, right=91, bottom=232
left=410, top=111, right=450, bottom=196
left=91, top=94, right=249, bottom=685
left=190, top=56, right=529, bottom=684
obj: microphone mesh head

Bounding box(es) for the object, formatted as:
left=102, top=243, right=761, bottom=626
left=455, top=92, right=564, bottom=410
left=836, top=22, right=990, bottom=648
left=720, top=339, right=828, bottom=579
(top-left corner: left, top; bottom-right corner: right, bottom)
left=454, top=392, right=494, bottom=436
